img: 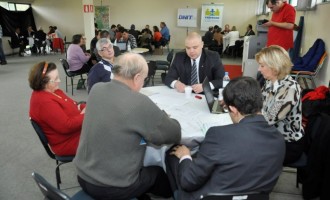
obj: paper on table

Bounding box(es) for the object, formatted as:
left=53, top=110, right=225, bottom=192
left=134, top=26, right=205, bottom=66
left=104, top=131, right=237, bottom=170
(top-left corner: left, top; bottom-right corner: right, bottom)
left=140, top=89, right=159, bottom=96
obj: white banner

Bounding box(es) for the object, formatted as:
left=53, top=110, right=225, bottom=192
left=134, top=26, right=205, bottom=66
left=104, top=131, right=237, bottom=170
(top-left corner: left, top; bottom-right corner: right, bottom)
left=177, top=8, right=198, bottom=28
left=201, top=4, right=224, bottom=31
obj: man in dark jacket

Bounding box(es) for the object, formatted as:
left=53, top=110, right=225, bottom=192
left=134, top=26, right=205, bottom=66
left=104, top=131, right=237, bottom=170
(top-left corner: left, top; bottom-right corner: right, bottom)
left=10, top=27, right=26, bottom=56
left=165, top=32, right=225, bottom=94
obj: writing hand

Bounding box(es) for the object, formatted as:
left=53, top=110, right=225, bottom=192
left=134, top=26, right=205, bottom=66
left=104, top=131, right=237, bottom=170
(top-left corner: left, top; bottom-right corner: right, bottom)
left=175, top=81, right=186, bottom=93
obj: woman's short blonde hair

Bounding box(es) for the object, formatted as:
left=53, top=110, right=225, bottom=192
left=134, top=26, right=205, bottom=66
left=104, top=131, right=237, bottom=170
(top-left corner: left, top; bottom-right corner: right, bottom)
left=255, top=45, right=293, bottom=80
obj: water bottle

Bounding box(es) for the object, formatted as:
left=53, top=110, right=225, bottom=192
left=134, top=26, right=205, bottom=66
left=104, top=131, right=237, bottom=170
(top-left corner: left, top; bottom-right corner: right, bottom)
left=223, top=72, right=230, bottom=88
left=127, top=41, right=132, bottom=52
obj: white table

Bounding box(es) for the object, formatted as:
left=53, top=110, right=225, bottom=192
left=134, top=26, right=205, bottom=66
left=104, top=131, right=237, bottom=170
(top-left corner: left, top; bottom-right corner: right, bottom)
left=131, top=47, right=149, bottom=54
left=140, top=86, right=232, bottom=167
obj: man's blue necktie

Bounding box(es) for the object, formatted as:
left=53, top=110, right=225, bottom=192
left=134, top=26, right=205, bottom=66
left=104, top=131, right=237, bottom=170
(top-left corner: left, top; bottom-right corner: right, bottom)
left=191, top=59, right=198, bottom=85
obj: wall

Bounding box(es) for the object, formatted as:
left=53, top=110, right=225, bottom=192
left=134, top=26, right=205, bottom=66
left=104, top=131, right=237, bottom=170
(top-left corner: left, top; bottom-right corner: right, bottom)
left=93, top=0, right=258, bottom=50
left=32, top=0, right=85, bottom=43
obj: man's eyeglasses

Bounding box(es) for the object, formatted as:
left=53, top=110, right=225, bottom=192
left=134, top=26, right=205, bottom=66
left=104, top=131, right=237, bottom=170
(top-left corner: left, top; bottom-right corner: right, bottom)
left=101, top=46, right=113, bottom=51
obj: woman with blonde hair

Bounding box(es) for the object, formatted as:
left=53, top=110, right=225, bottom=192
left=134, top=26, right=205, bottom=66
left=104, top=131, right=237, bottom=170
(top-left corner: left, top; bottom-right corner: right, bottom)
left=256, top=45, right=304, bottom=165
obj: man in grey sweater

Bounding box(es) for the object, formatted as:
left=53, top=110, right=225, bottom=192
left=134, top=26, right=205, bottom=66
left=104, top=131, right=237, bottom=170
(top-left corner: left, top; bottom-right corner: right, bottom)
left=74, top=52, right=181, bottom=200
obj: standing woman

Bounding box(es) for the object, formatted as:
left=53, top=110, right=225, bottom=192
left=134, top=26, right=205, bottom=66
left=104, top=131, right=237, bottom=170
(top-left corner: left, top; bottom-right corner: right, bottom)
left=29, top=61, right=86, bottom=156
left=67, top=34, right=92, bottom=74
left=256, top=45, right=304, bottom=165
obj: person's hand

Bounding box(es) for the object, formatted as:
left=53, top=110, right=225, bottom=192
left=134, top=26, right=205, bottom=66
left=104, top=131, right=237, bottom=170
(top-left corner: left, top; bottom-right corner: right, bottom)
left=85, top=52, right=91, bottom=56
left=192, top=84, right=203, bottom=93
left=175, top=81, right=186, bottom=93
left=80, top=107, right=86, bottom=114
left=263, top=21, right=272, bottom=27
left=170, top=145, right=190, bottom=159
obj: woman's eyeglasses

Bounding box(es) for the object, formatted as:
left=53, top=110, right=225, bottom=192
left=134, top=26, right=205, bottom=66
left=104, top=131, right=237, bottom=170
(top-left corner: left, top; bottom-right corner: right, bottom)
left=49, top=78, right=61, bottom=83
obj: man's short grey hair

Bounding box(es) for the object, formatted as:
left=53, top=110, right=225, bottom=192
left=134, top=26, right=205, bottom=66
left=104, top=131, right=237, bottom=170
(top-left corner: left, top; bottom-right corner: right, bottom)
left=96, top=38, right=112, bottom=51
left=112, top=53, right=147, bottom=79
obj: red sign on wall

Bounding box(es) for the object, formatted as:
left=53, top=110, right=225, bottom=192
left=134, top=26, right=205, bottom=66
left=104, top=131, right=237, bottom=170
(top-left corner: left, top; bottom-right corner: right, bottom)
left=83, top=5, right=94, bottom=13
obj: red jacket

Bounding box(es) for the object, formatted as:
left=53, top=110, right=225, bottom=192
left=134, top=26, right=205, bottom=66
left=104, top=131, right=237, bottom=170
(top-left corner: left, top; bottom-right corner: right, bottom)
left=29, top=89, right=85, bottom=156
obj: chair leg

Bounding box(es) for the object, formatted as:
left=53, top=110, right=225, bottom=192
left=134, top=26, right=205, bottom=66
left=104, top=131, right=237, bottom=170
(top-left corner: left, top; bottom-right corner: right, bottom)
left=311, top=76, right=316, bottom=88
left=71, top=77, right=74, bottom=95
left=302, top=77, right=309, bottom=89
left=55, top=160, right=61, bottom=189
left=65, top=77, right=68, bottom=93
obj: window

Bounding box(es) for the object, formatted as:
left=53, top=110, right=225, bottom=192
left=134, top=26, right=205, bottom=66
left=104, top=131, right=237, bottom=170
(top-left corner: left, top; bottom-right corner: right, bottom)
left=256, top=0, right=268, bottom=15
left=0, top=2, right=30, bottom=11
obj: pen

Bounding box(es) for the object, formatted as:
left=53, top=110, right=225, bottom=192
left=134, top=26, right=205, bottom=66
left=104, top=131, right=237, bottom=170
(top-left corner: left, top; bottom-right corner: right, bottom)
left=195, top=95, right=202, bottom=99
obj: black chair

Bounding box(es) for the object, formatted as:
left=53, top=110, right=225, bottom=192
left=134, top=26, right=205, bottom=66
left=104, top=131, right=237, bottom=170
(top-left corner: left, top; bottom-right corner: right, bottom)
left=144, top=60, right=157, bottom=87
left=200, top=192, right=269, bottom=200
left=32, top=171, right=94, bottom=200
left=30, top=118, right=75, bottom=189
left=60, top=58, right=86, bottom=95
left=155, top=49, right=174, bottom=83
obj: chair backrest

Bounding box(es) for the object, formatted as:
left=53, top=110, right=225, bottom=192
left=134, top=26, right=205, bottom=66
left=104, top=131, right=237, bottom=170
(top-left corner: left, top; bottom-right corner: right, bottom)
left=147, top=60, right=157, bottom=77
left=292, top=38, right=326, bottom=72
left=30, top=118, right=56, bottom=160
left=313, top=51, right=327, bottom=75
left=167, top=49, right=174, bottom=64
left=144, top=61, right=157, bottom=87
left=200, top=192, right=269, bottom=200
left=60, top=58, right=73, bottom=77
left=32, top=172, right=71, bottom=200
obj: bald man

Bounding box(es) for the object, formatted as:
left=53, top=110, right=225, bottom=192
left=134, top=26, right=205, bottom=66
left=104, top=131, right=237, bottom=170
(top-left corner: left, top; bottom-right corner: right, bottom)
left=74, top=53, right=181, bottom=200
left=165, top=32, right=225, bottom=94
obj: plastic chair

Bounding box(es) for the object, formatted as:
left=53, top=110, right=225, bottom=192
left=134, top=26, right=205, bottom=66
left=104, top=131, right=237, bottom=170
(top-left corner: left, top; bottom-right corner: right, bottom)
left=60, top=58, right=86, bottom=95
left=32, top=171, right=94, bottom=200
left=200, top=192, right=269, bottom=200
left=30, top=118, right=75, bottom=189
left=144, top=60, right=157, bottom=87
left=291, top=52, right=327, bottom=89
left=155, top=49, right=174, bottom=83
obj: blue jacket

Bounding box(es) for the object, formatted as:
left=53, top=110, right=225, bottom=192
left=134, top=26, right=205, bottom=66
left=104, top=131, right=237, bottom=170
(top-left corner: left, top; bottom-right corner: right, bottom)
left=292, top=39, right=325, bottom=72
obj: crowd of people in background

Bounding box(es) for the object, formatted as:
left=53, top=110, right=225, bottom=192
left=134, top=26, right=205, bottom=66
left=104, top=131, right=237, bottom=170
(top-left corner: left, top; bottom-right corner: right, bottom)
left=202, top=23, right=256, bottom=57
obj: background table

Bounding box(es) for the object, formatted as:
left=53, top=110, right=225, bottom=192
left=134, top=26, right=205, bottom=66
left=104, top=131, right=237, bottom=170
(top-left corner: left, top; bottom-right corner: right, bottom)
left=131, top=47, right=149, bottom=54
left=140, top=86, right=232, bottom=167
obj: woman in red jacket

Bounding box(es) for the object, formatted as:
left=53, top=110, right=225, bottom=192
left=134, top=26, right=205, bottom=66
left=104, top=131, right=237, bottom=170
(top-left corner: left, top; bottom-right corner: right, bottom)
left=29, top=61, right=86, bottom=156
left=152, top=26, right=162, bottom=48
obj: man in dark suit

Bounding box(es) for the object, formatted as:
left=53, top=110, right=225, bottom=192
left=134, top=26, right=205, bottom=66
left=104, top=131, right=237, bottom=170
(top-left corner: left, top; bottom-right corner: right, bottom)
left=166, top=77, right=285, bottom=200
left=10, top=27, right=26, bottom=56
left=165, top=32, right=224, bottom=94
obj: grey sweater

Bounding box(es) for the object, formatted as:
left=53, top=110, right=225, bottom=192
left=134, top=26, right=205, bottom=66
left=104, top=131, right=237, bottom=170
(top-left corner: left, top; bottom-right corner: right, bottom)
left=74, top=80, right=181, bottom=187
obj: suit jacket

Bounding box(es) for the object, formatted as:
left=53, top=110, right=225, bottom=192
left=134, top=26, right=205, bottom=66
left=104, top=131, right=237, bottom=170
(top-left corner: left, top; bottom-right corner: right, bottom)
left=165, top=49, right=225, bottom=89
left=10, top=32, right=24, bottom=48
left=177, top=115, right=285, bottom=200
